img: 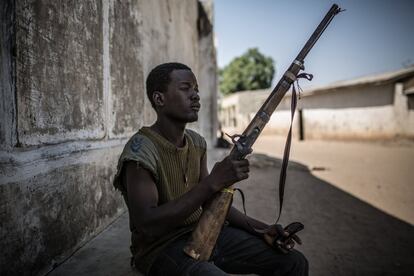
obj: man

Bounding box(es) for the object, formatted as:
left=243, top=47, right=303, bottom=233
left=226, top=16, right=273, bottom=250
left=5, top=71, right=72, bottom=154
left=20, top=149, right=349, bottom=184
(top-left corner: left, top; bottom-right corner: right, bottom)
left=113, top=62, right=308, bottom=275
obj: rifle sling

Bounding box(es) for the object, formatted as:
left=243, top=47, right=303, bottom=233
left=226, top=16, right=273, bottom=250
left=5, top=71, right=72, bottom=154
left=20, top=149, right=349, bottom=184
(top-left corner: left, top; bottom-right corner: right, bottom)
left=236, top=73, right=312, bottom=233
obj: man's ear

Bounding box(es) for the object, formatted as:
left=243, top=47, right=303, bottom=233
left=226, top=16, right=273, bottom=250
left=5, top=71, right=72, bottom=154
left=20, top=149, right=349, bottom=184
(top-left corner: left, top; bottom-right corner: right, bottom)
left=153, top=91, right=164, bottom=107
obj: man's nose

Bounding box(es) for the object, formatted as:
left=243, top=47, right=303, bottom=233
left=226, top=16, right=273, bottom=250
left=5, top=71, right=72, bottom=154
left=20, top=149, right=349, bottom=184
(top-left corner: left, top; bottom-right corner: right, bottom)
left=191, top=91, right=200, bottom=101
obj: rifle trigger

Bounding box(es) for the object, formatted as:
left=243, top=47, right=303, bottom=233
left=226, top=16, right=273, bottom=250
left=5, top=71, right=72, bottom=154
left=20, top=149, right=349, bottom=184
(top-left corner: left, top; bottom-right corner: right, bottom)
left=224, top=132, right=241, bottom=143
left=225, top=133, right=251, bottom=156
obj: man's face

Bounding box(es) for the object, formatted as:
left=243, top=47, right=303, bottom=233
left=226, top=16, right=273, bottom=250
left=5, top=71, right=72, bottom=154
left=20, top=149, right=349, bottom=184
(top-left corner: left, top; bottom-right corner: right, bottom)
left=160, top=69, right=200, bottom=123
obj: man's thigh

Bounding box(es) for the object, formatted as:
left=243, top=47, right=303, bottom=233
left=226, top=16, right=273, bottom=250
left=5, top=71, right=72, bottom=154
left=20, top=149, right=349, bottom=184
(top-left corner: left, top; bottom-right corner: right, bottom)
left=148, top=234, right=227, bottom=276
left=212, top=226, right=308, bottom=276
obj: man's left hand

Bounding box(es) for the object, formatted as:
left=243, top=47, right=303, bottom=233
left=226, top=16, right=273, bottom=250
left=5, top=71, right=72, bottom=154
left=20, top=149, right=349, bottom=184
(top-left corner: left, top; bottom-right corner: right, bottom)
left=263, top=223, right=303, bottom=253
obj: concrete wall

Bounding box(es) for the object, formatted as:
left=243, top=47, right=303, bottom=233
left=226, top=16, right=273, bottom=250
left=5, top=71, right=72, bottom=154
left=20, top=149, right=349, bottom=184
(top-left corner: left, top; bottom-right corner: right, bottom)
left=293, top=83, right=397, bottom=140
left=0, top=0, right=17, bottom=149
left=220, top=76, right=414, bottom=140
left=194, top=0, right=218, bottom=146
left=0, top=1, right=217, bottom=275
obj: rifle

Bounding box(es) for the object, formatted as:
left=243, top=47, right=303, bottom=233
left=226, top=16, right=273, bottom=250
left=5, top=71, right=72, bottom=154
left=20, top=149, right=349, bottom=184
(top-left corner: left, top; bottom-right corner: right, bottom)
left=184, top=4, right=343, bottom=260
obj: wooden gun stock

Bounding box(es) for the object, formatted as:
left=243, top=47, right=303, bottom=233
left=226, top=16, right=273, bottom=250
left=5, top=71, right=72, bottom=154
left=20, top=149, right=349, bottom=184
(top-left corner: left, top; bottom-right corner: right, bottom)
left=184, top=4, right=342, bottom=261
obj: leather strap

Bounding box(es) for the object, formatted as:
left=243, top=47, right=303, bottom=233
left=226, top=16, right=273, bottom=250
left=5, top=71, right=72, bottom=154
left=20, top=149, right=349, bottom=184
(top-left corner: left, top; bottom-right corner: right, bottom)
left=276, top=72, right=312, bottom=223
left=235, top=72, right=313, bottom=232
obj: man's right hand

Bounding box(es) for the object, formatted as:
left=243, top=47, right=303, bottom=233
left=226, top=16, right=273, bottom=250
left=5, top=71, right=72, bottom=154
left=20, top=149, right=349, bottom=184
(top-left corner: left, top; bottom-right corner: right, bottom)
left=207, top=156, right=250, bottom=192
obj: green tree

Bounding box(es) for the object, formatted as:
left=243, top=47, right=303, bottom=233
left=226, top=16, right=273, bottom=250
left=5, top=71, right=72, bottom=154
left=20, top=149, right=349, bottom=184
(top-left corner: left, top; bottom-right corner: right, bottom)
left=219, top=48, right=275, bottom=95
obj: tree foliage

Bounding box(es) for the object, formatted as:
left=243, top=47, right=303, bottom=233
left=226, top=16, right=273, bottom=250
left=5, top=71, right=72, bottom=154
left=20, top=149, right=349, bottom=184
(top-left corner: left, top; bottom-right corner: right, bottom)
left=219, top=48, right=275, bottom=95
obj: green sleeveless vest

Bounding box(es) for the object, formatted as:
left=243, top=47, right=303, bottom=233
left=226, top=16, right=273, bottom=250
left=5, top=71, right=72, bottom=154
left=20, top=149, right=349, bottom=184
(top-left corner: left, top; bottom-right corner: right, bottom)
left=113, top=127, right=207, bottom=274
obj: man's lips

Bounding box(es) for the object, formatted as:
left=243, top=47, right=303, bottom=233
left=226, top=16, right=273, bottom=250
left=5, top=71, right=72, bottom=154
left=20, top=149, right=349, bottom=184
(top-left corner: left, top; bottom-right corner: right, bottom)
left=191, top=103, right=200, bottom=111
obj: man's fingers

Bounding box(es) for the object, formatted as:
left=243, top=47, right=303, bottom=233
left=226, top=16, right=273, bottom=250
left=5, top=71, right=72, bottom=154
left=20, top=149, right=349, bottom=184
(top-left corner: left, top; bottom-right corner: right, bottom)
left=234, top=159, right=249, bottom=167
left=284, top=240, right=295, bottom=250
left=291, top=234, right=302, bottom=245
left=268, top=222, right=304, bottom=253
left=237, top=166, right=250, bottom=173
left=237, top=172, right=249, bottom=180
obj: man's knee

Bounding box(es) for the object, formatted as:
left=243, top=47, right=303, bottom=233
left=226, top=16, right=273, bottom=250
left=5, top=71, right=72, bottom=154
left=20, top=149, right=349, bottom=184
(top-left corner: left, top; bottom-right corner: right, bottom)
left=284, top=250, right=308, bottom=275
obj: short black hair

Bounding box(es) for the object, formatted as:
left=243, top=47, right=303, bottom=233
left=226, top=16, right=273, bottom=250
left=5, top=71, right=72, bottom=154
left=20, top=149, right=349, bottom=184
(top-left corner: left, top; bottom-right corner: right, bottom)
left=146, top=62, right=192, bottom=108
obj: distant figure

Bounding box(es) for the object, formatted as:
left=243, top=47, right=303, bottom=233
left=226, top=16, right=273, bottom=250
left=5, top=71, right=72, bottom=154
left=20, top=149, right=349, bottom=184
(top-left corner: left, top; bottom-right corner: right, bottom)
left=113, top=62, right=308, bottom=276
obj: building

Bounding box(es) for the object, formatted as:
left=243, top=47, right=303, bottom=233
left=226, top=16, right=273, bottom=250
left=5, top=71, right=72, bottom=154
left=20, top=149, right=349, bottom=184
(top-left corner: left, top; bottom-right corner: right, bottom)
left=219, top=67, right=414, bottom=140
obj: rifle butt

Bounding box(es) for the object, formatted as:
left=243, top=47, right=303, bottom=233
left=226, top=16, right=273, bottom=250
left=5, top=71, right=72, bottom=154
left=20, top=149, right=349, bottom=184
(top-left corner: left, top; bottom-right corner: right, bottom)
left=183, top=189, right=234, bottom=260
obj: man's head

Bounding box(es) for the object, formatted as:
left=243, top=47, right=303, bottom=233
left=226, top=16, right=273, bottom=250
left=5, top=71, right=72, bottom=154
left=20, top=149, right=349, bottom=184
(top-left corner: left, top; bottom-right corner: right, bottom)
left=146, top=62, right=200, bottom=123
left=146, top=62, right=192, bottom=109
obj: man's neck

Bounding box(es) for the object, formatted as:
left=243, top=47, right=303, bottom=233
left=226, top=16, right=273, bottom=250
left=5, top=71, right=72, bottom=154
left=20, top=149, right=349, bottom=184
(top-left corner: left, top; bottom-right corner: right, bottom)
left=151, top=118, right=186, bottom=148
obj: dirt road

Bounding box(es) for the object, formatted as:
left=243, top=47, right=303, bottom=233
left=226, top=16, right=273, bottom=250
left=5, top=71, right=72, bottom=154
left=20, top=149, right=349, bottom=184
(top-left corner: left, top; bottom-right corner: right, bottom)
left=252, top=135, right=414, bottom=225
left=229, top=136, right=414, bottom=275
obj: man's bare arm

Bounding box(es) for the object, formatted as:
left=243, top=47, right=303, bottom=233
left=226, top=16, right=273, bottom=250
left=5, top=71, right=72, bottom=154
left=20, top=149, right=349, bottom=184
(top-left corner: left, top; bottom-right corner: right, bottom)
left=125, top=160, right=212, bottom=239
left=227, top=207, right=269, bottom=235
left=125, top=153, right=249, bottom=239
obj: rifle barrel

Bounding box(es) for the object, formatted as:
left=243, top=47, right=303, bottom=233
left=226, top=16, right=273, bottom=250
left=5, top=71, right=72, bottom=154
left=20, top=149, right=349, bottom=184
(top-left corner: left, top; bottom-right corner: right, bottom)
left=297, top=4, right=341, bottom=61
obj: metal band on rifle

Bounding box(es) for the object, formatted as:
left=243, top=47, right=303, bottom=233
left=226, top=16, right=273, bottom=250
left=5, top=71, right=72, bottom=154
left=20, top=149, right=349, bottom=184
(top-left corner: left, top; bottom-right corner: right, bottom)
left=284, top=71, right=297, bottom=82
left=293, top=59, right=304, bottom=69
left=258, top=111, right=270, bottom=123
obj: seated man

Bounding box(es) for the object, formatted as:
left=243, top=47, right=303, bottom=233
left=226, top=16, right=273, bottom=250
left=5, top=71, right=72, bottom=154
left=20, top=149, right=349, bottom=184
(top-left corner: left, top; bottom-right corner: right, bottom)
left=113, top=62, right=308, bottom=276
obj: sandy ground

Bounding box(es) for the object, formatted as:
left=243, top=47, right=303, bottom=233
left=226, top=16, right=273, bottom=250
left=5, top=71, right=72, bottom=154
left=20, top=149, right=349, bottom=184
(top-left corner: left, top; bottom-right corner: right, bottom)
left=252, top=135, right=414, bottom=225
left=49, top=137, right=414, bottom=276
left=233, top=136, right=414, bottom=275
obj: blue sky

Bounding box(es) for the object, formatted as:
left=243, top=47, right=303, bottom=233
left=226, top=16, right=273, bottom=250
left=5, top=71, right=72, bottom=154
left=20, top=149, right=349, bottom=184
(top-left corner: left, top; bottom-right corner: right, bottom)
left=214, top=0, right=414, bottom=88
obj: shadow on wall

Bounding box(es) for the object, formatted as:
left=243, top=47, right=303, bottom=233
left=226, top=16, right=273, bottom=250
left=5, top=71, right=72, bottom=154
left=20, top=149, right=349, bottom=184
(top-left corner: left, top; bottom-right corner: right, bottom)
left=233, top=153, right=414, bottom=276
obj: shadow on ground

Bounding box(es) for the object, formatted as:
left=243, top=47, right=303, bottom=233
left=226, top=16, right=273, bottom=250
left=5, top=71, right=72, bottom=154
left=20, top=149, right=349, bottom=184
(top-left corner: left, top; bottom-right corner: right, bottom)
left=233, top=153, right=414, bottom=276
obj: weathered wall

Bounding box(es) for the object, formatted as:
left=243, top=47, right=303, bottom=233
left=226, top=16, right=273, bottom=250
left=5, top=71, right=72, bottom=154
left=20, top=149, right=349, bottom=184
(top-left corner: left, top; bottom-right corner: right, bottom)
left=16, top=0, right=105, bottom=145
left=193, top=0, right=217, bottom=146
left=108, top=0, right=144, bottom=138
left=300, top=106, right=396, bottom=140
left=0, top=0, right=17, bottom=149
left=295, top=82, right=413, bottom=140
left=294, top=83, right=397, bottom=140
left=0, top=0, right=217, bottom=275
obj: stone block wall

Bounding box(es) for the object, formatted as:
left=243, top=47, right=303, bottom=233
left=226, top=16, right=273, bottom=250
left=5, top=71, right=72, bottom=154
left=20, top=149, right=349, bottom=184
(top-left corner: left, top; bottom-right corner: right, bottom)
left=0, top=1, right=217, bottom=275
